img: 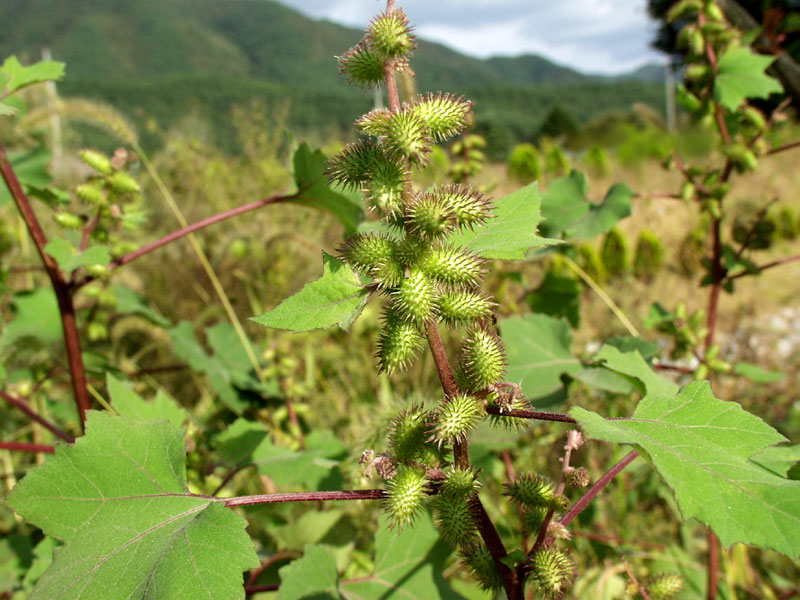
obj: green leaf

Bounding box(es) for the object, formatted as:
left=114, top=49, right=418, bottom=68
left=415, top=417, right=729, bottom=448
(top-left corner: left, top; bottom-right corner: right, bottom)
left=112, top=283, right=171, bottom=327
left=6, top=412, right=258, bottom=599
left=215, top=418, right=269, bottom=465
left=594, top=344, right=678, bottom=396
left=734, top=362, right=786, bottom=383
left=449, top=182, right=559, bottom=260
left=340, top=511, right=466, bottom=599
left=277, top=545, right=341, bottom=600
left=106, top=373, right=187, bottom=428
left=500, top=313, right=581, bottom=400
left=44, top=238, right=111, bottom=275
left=251, top=252, right=369, bottom=332
left=252, top=430, right=346, bottom=490
left=0, top=56, right=64, bottom=94
left=572, top=367, right=636, bottom=394
left=274, top=510, right=344, bottom=550
left=168, top=322, right=245, bottom=413
left=571, top=382, right=800, bottom=557
left=0, top=534, right=32, bottom=593
left=714, top=47, right=782, bottom=111
left=604, top=335, right=659, bottom=360
left=289, top=143, right=364, bottom=235
left=751, top=444, right=800, bottom=479
left=540, top=171, right=632, bottom=240
left=0, top=288, right=61, bottom=347
left=526, top=269, right=581, bottom=328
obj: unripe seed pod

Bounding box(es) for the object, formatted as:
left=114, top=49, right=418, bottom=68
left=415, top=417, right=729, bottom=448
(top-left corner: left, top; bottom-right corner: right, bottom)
left=394, top=236, right=427, bottom=267
left=54, top=212, right=83, bottom=229
left=87, top=321, right=109, bottom=342
left=528, top=548, right=576, bottom=599
left=681, top=181, right=696, bottom=202
left=689, top=28, right=705, bottom=56
left=367, top=9, right=416, bottom=59
left=78, top=149, right=112, bottom=175
left=365, top=158, right=407, bottom=217
left=521, top=505, right=548, bottom=536
left=392, top=270, right=438, bottom=324
left=108, top=171, right=141, bottom=194
left=371, top=256, right=406, bottom=289
left=339, top=233, right=396, bottom=273
left=376, top=108, right=432, bottom=165
left=406, top=192, right=456, bottom=239
left=438, top=290, right=494, bottom=325
left=328, top=140, right=383, bottom=190
left=411, top=93, right=472, bottom=142
left=432, top=495, right=479, bottom=549
left=667, top=0, right=701, bottom=21
left=85, top=264, right=110, bottom=279
left=684, top=63, right=710, bottom=81
left=463, top=547, right=503, bottom=591
left=440, top=466, right=481, bottom=500
left=742, top=106, right=766, bottom=130
left=76, top=183, right=105, bottom=205
left=461, top=327, right=506, bottom=391
left=438, top=184, right=493, bottom=229
left=378, top=310, right=424, bottom=373
left=646, top=573, right=684, bottom=600
left=503, top=474, right=568, bottom=511
left=429, top=393, right=483, bottom=447
left=704, top=3, right=725, bottom=22
left=676, top=85, right=702, bottom=112
left=384, top=465, right=429, bottom=530
left=388, top=404, right=429, bottom=463
left=421, top=246, right=486, bottom=289
left=694, top=363, right=709, bottom=380
left=337, top=41, right=386, bottom=88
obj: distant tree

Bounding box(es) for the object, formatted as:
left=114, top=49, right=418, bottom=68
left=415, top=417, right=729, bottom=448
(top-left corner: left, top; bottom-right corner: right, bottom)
left=537, top=105, right=578, bottom=140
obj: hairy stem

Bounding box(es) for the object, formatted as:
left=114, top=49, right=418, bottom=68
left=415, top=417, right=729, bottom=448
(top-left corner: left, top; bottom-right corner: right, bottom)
left=0, top=390, right=75, bottom=442
left=0, top=441, right=55, bottom=454
left=224, top=489, right=385, bottom=507
left=560, top=450, right=639, bottom=528
left=0, top=139, right=91, bottom=429
left=485, top=405, right=577, bottom=424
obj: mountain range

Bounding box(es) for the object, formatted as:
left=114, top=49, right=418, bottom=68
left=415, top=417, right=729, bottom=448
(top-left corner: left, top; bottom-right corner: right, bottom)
left=0, top=0, right=666, bottom=153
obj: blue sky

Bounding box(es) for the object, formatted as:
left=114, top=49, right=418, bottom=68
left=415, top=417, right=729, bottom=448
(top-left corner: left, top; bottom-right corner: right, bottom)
left=275, top=0, right=665, bottom=75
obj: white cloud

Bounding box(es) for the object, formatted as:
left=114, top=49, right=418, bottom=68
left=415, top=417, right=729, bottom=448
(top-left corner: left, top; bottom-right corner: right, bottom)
left=275, top=0, right=665, bottom=74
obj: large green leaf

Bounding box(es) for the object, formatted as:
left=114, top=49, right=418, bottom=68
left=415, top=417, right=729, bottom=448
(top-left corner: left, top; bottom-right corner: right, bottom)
left=0, top=147, right=52, bottom=207
left=251, top=252, right=369, bottom=332
left=112, top=283, right=171, bottom=327
left=540, top=171, right=632, bottom=240
left=734, top=362, right=786, bottom=383
left=449, top=182, right=559, bottom=260
left=288, top=143, right=364, bottom=235
left=499, top=313, right=581, bottom=400
left=339, top=512, right=466, bottom=599
left=106, top=373, right=187, bottom=428
left=525, top=269, right=581, bottom=328
left=714, top=47, right=782, bottom=111
left=6, top=412, right=258, bottom=599
left=252, top=430, right=347, bottom=490
left=571, top=382, right=800, bottom=557
left=1, top=56, right=64, bottom=94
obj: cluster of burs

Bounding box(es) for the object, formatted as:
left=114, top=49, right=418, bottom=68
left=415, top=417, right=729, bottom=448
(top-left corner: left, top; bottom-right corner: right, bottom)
left=327, top=8, right=581, bottom=595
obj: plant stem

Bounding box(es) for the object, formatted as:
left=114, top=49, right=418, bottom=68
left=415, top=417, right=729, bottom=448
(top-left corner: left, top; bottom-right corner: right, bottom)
left=246, top=551, right=301, bottom=592
left=0, top=139, right=90, bottom=430
left=767, top=139, right=800, bottom=155
left=471, top=497, right=524, bottom=600
left=705, top=217, right=723, bottom=349
left=0, top=390, right=75, bottom=442
left=0, top=441, right=55, bottom=453
left=727, top=252, right=800, bottom=280
left=531, top=437, right=575, bottom=554
left=105, top=193, right=295, bottom=273
left=224, top=489, right=385, bottom=507
left=485, top=405, right=577, bottom=424
left=561, top=255, right=640, bottom=337
left=559, top=450, right=638, bottom=528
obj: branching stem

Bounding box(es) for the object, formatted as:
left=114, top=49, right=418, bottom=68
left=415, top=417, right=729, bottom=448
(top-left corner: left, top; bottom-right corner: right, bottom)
left=0, top=390, right=75, bottom=442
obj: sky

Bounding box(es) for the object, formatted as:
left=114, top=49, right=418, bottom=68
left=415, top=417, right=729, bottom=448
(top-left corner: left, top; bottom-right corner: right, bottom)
left=275, top=0, right=665, bottom=75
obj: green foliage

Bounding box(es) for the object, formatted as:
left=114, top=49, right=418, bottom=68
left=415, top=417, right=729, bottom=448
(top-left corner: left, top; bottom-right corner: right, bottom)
left=776, top=206, right=799, bottom=240
left=714, top=47, right=782, bottom=111
left=507, top=143, right=541, bottom=184
left=251, top=253, right=369, bottom=332
left=526, top=268, right=582, bottom=328
left=106, top=373, right=187, bottom=427
left=601, top=227, right=631, bottom=278
left=583, top=145, right=611, bottom=177
left=633, top=229, right=666, bottom=281
left=6, top=412, right=259, bottom=599
left=543, top=141, right=571, bottom=176
left=537, top=105, right=578, bottom=140
left=500, top=313, right=581, bottom=400
left=572, top=380, right=800, bottom=556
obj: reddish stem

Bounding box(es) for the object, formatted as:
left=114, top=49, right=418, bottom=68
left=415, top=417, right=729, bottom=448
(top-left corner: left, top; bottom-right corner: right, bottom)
left=728, top=252, right=800, bottom=280
left=0, top=441, right=55, bottom=453
left=0, top=139, right=91, bottom=429
left=0, top=390, right=75, bottom=443
left=485, top=405, right=577, bottom=424
left=767, top=139, right=800, bottom=155
left=106, top=193, right=294, bottom=273
left=707, top=531, right=720, bottom=600
left=559, top=450, right=639, bottom=528
left=224, top=489, right=385, bottom=507
left=246, top=551, right=300, bottom=590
